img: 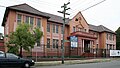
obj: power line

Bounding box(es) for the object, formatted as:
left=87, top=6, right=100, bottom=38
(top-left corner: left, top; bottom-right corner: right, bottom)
left=81, top=0, right=106, bottom=12
left=68, top=0, right=106, bottom=18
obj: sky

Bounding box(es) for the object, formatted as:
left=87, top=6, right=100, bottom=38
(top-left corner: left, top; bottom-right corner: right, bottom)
left=0, top=0, right=120, bottom=34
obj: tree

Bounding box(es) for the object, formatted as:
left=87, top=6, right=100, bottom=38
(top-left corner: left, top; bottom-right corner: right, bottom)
left=6, top=23, right=43, bottom=57
left=115, top=27, right=120, bottom=50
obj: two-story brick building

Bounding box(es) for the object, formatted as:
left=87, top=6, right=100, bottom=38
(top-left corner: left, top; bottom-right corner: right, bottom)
left=1, top=3, right=116, bottom=57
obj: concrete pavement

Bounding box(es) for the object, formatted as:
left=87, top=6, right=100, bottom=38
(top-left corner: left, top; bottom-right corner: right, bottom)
left=37, top=60, right=120, bottom=68
left=35, top=58, right=111, bottom=66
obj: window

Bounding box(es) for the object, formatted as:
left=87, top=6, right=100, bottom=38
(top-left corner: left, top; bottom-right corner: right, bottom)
left=53, top=24, right=55, bottom=33
left=106, top=33, right=109, bottom=40
left=30, top=17, right=34, bottom=26
left=109, top=34, right=112, bottom=40
left=109, top=45, right=112, bottom=49
left=47, top=38, right=50, bottom=48
left=56, top=25, right=59, bottom=33
left=113, top=35, right=114, bottom=41
left=17, top=14, right=22, bottom=24
left=73, top=27, right=75, bottom=32
left=37, top=40, right=40, bottom=46
left=47, top=23, right=50, bottom=32
left=78, top=28, right=80, bottom=31
left=25, top=16, right=34, bottom=26
left=61, top=26, right=63, bottom=34
left=53, top=39, right=56, bottom=48
left=53, top=39, right=59, bottom=48
left=37, top=18, right=41, bottom=28
left=6, top=53, right=18, bottom=59
left=25, top=16, right=29, bottom=24
left=56, top=40, right=59, bottom=48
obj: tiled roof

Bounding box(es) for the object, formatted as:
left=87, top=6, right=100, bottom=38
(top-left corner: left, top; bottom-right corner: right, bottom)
left=89, top=24, right=115, bottom=34
left=2, top=3, right=115, bottom=34
left=45, top=13, right=70, bottom=24
left=8, top=3, right=50, bottom=18
left=2, top=3, right=69, bottom=26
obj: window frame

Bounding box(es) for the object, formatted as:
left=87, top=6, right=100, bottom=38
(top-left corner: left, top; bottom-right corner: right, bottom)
left=37, top=18, right=41, bottom=28
left=17, top=14, right=22, bottom=24
left=47, top=23, right=50, bottom=32
left=47, top=38, right=50, bottom=48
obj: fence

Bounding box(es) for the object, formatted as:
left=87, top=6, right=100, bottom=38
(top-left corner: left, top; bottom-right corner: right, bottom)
left=22, top=44, right=111, bottom=61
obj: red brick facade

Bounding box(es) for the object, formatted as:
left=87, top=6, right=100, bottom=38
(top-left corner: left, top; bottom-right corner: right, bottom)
left=2, top=4, right=116, bottom=57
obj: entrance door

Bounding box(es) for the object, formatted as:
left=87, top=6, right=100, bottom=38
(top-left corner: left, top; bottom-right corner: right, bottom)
left=84, top=40, right=90, bottom=53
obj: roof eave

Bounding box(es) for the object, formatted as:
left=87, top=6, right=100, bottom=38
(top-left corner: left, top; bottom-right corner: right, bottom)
left=9, top=7, right=50, bottom=19
left=2, top=7, right=9, bottom=27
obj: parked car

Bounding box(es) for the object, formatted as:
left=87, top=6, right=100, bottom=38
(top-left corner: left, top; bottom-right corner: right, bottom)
left=0, top=53, right=35, bottom=68
left=0, top=51, right=4, bottom=54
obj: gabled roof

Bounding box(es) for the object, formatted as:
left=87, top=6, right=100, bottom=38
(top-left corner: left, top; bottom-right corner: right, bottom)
left=8, top=3, right=50, bottom=18
left=89, top=24, right=115, bottom=34
left=2, top=3, right=70, bottom=26
left=1, top=3, right=115, bottom=34
left=2, top=3, right=50, bottom=26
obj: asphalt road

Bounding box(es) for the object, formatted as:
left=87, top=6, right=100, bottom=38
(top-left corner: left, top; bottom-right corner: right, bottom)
left=36, top=60, right=120, bottom=68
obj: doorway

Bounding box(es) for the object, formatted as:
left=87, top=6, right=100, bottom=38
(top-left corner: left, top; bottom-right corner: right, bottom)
left=84, top=40, right=90, bottom=53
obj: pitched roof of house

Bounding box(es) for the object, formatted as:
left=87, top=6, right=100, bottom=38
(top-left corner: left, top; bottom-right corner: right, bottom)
left=1, top=3, right=115, bottom=34
left=89, top=24, right=115, bottom=34
left=2, top=3, right=69, bottom=26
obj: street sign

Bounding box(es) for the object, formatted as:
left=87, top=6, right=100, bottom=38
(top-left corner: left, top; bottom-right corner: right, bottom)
left=110, top=50, right=120, bottom=56
left=70, top=36, right=78, bottom=47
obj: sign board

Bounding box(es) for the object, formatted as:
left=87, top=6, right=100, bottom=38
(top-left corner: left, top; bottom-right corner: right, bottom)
left=70, top=36, right=78, bottom=47
left=110, top=50, right=120, bottom=56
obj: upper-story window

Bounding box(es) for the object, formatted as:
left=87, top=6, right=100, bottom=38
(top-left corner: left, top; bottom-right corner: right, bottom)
left=109, top=34, right=112, bottom=40
left=56, top=25, right=59, bottom=33
left=73, top=27, right=75, bottom=32
left=47, top=23, right=50, bottom=32
left=17, top=14, right=22, bottom=24
left=61, top=26, right=63, bottom=34
left=25, top=16, right=34, bottom=26
left=106, top=33, right=109, bottom=40
left=25, top=16, right=29, bottom=24
left=37, top=18, right=41, bottom=28
left=53, top=24, right=55, bottom=33
left=52, top=24, right=59, bottom=33
left=113, top=35, right=114, bottom=41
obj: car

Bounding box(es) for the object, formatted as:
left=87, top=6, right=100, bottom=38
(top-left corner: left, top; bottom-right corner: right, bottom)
left=0, top=51, right=4, bottom=54
left=0, top=53, right=35, bottom=68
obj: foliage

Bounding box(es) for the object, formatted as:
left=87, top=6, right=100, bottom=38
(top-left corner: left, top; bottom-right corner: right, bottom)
left=6, top=23, right=43, bottom=56
left=115, top=27, right=120, bottom=50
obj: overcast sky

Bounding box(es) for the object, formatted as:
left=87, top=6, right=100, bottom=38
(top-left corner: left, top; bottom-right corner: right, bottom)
left=0, top=0, right=120, bottom=34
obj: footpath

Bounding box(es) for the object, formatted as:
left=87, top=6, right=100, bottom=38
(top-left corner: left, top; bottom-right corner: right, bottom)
left=35, top=58, right=113, bottom=66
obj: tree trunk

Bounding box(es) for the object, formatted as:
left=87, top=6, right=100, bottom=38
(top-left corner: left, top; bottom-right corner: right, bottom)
left=19, top=46, right=23, bottom=58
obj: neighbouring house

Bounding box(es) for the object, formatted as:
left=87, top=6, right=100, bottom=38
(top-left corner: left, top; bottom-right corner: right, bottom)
left=1, top=3, right=116, bottom=57
left=0, top=33, right=4, bottom=51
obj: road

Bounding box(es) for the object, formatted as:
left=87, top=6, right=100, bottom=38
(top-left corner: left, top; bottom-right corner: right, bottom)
left=36, top=60, right=120, bottom=68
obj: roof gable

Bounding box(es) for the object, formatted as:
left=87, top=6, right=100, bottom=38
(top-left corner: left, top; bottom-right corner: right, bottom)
left=2, top=3, right=70, bottom=26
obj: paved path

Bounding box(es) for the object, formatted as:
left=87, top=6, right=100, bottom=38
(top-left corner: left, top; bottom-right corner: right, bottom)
left=36, top=60, right=120, bottom=68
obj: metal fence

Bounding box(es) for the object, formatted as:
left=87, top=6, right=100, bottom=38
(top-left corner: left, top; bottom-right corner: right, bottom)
left=22, top=44, right=111, bottom=61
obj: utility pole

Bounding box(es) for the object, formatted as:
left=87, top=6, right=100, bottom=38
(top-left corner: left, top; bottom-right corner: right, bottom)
left=58, top=2, right=70, bottom=64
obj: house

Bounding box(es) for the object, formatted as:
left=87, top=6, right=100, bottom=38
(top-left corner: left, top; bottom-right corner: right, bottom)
left=1, top=3, right=116, bottom=57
